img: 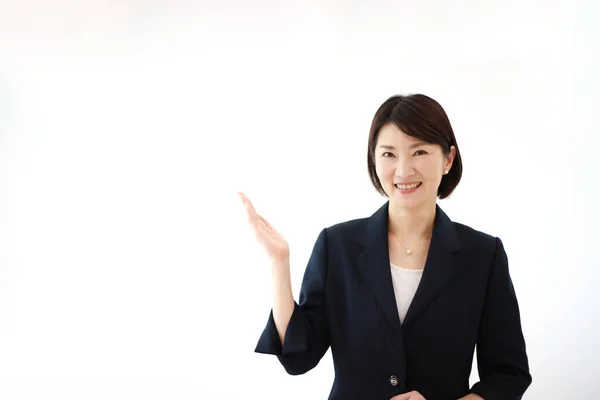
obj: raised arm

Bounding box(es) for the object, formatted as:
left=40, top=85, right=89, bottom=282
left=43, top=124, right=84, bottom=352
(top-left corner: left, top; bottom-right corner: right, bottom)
left=255, top=228, right=330, bottom=375
left=239, top=192, right=330, bottom=375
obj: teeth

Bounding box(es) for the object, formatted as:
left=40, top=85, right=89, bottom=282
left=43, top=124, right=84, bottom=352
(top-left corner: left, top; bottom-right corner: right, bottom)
left=395, top=182, right=421, bottom=190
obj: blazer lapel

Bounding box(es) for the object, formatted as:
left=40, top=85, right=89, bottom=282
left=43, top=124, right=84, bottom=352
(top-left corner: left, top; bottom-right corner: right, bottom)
left=356, top=201, right=461, bottom=332
left=402, top=204, right=461, bottom=327
left=356, top=201, right=402, bottom=333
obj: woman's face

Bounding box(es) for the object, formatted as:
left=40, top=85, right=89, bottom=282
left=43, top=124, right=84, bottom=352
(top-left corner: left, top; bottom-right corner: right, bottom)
left=374, top=123, right=455, bottom=210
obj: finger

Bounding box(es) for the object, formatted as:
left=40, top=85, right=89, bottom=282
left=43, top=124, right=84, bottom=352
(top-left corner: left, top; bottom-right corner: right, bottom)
left=248, top=211, right=265, bottom=232
left=239, top=194, right=259, bottom=221
left=258, top=217, right=269, bottom=230
left=238, top=192, right=248, bottom=206
left=238, top=192, right=253, bottom=209
left=258, top=215, right=274, bottom=230
left=238, top=194, right=273, bottom=237
left=248, top=211, right=270, bottom=235
left=241, top=198, right=269, bottom=229
left=244, top=198, right=259, bottom=219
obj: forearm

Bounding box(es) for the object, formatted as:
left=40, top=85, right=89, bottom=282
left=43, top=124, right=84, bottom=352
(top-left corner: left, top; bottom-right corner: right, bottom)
left=271, top=259, right=295, bottom=345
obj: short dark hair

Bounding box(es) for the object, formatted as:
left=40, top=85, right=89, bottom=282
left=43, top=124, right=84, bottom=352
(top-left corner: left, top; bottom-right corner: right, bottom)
left=367, top=94, right=463, bottom=199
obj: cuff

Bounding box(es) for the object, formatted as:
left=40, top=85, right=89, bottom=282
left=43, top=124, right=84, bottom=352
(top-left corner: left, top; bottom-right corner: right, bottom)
left=254, top=302, right=309, bottom=355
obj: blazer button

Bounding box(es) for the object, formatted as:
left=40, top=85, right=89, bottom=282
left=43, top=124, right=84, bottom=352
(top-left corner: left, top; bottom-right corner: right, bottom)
left=389, top=375, right=399, bottom=387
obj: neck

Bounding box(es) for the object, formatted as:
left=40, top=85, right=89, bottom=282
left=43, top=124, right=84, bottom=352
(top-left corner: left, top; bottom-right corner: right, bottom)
left=388, top=201, right=437, bottom=240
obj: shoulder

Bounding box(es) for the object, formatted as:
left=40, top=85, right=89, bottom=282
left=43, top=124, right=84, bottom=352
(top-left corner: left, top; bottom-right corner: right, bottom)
left=451, top=220, right=502, bottom=257
left=325, top=216, right=367, bottom=236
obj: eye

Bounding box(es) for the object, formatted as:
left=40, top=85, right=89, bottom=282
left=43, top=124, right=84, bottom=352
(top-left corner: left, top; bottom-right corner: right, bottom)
left=413, top=150, right=428, bottom=156
left=382, top=152, right=395, bottom=158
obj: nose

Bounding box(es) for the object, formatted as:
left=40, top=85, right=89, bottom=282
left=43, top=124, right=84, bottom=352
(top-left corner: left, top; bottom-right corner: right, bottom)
left=394, top=156, right=414, bottom=179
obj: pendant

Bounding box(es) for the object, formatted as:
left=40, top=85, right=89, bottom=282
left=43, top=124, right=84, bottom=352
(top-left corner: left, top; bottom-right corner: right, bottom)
left=406, top=249, right=412, bottom=255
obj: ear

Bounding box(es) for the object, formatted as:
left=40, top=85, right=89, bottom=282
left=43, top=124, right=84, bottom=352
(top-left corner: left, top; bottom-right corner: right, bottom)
left=444, top=145, right=456, bottom=173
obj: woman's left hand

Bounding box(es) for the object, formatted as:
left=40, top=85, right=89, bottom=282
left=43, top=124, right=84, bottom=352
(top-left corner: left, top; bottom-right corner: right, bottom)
left=391, top=391, right=426, bottom=400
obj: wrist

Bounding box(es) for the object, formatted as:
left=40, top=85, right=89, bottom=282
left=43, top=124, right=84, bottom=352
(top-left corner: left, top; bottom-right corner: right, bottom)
left=271, top=258, right=290, bottom=272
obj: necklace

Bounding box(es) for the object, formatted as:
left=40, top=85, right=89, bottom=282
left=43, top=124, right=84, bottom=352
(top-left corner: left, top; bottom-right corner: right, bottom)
left=388, top=222, right=431, bottom=256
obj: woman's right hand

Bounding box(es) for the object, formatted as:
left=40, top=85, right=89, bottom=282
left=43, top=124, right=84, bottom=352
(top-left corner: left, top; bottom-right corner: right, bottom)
left=239, top=192, right=290, bottom=265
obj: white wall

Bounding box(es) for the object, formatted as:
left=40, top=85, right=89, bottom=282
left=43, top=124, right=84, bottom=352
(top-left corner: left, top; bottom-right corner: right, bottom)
left=0, top=0, right=598, bottom=398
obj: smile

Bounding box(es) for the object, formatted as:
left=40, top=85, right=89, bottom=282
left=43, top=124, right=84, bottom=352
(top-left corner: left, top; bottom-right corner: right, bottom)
left=395, top=182, right=422, bottom=190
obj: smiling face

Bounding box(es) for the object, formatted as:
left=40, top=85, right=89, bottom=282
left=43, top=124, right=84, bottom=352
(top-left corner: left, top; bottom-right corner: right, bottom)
left=374, top=123, right=456, bottom=211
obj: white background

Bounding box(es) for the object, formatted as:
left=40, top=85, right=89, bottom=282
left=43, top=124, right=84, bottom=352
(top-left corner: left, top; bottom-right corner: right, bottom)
left=1, top=0, right=598, bottom=398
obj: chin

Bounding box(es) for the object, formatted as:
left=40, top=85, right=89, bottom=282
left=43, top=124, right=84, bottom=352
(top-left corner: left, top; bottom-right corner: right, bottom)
left=391, top=198, right=423, bottom=210
left=388, top=188, right=433, bottom=209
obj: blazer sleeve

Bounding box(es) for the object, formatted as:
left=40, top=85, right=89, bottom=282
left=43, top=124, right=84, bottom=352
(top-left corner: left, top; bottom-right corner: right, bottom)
left=470, top=237, right=532, bottom=400
left=254, top=228, right=330, bottom=376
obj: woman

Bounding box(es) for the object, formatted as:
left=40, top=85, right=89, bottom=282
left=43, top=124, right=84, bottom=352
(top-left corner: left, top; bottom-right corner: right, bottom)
left=239, top=94, right=532, bottom=400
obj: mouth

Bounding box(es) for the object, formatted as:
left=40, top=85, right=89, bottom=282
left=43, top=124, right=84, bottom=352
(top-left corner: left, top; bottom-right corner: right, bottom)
left=395, top=182, right=422, bottom=190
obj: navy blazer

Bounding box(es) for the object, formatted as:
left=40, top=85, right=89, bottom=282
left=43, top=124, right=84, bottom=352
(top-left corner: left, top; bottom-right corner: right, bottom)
left=255, top=201, right=531, bottom=400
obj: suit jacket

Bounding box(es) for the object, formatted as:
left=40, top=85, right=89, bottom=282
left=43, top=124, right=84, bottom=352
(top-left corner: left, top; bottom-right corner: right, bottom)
left=255, top=201, right=531, bottom=400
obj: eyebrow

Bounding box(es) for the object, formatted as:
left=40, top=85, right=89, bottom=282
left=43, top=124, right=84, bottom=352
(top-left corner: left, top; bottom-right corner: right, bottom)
left=378, top=142, right=428, bottom=150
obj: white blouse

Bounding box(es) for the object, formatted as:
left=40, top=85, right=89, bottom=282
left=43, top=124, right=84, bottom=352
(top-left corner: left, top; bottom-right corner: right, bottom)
left=390, top=263, right=424, bottom=324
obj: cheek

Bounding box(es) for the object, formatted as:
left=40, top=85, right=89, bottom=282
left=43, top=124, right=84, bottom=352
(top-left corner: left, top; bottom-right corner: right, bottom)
left=418, top=161, right=443, bottom=181
left=375, top=163, right=394, bottom=181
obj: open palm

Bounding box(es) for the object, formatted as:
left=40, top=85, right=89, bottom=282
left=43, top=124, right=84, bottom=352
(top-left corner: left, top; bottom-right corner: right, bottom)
left=239, top=192, right=290, bottom=264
